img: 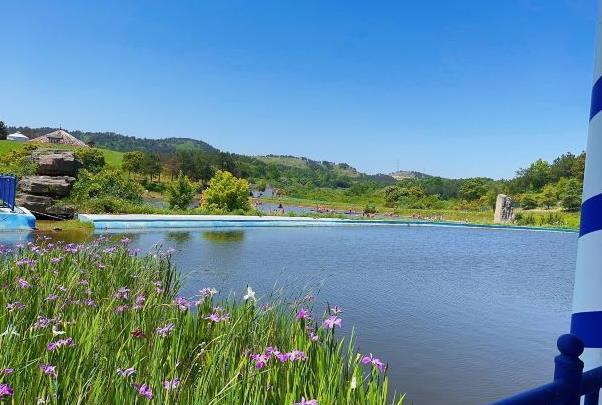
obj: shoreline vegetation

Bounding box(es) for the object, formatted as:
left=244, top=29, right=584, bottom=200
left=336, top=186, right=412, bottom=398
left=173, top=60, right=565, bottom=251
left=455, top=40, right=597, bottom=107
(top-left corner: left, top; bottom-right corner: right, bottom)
left=0, top=128, right=584, bottom=232
left=0, top=238, right=402, bottom=404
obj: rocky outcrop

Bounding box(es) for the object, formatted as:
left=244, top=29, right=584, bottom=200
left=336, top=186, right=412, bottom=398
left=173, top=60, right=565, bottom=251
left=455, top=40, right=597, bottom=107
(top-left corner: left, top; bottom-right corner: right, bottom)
left=31, top=151, right=83, bottom=176
left=16, top=151, right=82, bottom=219
left=19, top=176, right=76, bottom=197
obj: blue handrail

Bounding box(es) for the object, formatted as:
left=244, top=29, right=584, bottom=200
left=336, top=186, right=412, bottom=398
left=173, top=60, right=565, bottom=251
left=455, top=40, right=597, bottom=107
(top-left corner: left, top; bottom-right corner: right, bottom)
left=493, top=334, right=602, bottom=405
left=0, top=174, right=17, bottom=212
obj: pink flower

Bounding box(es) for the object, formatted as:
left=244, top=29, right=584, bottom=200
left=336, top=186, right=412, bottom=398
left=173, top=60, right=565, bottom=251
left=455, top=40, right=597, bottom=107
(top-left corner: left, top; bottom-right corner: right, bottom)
left=361, top=353, right=386, bottom=373
left=16, top=278, right=30, bottom=289
left=0, top=383, right=13, bottom=399
left=288, top=350, right=307, bottom=361
left=322, top=316, right=342, bottom=329
left=308, top=331, right=319, bottom=342
left=173, top=297, right=191, bottom=311
left=296, top=308, right=311, bottom=320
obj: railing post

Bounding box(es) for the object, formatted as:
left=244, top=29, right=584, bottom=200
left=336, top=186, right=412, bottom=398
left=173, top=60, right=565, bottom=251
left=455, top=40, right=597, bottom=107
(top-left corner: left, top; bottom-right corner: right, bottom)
left=555, top=334, right=585, bottom=405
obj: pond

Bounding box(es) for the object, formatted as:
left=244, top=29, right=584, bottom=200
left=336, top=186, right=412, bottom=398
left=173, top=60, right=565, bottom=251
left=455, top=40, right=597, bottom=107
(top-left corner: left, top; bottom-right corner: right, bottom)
left=4, top=225, right=577, bottom=404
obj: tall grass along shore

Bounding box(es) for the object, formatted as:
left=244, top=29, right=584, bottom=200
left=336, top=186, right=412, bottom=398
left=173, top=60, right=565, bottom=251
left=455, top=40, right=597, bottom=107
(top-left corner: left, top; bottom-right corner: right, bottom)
left=0, top=238, right=402, bottom=404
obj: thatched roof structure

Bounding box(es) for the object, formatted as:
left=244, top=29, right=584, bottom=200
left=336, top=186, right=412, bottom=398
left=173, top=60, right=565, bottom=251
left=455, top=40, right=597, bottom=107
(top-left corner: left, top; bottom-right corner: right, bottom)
left=32, top=130, right=88, bottom=147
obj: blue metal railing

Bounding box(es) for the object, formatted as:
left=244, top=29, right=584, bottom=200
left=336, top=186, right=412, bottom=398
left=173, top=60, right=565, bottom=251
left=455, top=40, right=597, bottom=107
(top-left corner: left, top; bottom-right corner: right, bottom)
left=0, top=174, right=17, bottom=212
left=493, top=334, right=602, bottom=405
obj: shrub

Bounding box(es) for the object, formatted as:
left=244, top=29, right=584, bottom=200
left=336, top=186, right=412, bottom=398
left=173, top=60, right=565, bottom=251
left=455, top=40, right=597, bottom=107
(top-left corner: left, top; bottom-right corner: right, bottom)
left=518, top=193, right=538, bottom=210
left=201, top=170, right=250, bottom=212
left=75, top=148, right=105, bottom=173
left=0, top=144, right=38, bottom=176
left=166, top=172, right=196, bottom=210
left=70, top=169, right=144, bottom=207
left=560, top=179, right=582, bottom=212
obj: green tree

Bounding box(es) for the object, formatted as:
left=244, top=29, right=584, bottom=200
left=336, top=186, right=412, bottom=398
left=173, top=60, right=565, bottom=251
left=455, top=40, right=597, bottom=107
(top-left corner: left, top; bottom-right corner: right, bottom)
left=539, top=184, right=558, bottom=209
left=519, top=193, right=538, bottom=210
left=75, top=148, right=105, bottom=173
left=202, top=170, right=250, bottom=212
left=561, top=179, right=582, bottom=212
left=141, top=152, right=163, bottom=181
left=166, top=172, right=196, bottom=210
left=515, top=159, right=551, bottom=191
left=459, top=178, right=490, bottom=201
left=122, top=151, right=145, bottom=176
left=0, top=121, right=7, bottom=140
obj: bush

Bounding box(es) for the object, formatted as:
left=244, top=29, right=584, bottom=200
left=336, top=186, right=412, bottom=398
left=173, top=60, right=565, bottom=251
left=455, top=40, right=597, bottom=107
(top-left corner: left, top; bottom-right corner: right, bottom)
left=75, top=148, right=105, bottom=173
left=0, top=144, right=39, bottom=176
left=363, top=203, right=377, bottom=214
left=201, top=170, right=250, bottom=212
left=560, top=179, right=582, bottom=212
left=518, top=193, right=538, bottom=210
left=70, top=169, right=144, bottom=207
left=141, top=178, right=166, bottom=193
left=166, top=172, right=196, bottom=210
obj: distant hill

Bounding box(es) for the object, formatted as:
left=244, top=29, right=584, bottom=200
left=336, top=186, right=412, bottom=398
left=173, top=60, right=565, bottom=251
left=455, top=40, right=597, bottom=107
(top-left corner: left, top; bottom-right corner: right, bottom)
left=389, top=170, right=432, bottom=180
left=7, top=126, right=218, bottom=156
left=6, top=125, right=399, bottom=186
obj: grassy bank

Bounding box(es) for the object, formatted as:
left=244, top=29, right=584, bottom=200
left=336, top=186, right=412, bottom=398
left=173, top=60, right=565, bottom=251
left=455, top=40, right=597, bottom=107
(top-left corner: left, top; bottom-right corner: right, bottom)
left=0, top=239, right=400, bottom=404
left=263, top=196, right=580, bottom=230
left=0, top=140, right=123, bottom=168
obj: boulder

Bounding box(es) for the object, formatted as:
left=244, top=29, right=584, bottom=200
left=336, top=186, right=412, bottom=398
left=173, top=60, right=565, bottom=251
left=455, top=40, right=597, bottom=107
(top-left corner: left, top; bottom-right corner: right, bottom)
left=18, top=176, right=76, bottom=197
left=15, top=193, right=76, bottom=219
left=32, top=151, right=83, bottom=176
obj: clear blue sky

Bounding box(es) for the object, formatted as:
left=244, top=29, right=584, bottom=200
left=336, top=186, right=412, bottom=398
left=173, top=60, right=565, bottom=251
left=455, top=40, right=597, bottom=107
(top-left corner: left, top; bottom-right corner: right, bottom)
left=0, top=0, right=597, bottom=179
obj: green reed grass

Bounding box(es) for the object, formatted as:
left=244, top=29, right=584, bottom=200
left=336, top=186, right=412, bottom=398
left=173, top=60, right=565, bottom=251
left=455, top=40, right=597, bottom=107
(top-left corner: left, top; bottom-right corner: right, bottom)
left=0, top=239, right=402, bottom=404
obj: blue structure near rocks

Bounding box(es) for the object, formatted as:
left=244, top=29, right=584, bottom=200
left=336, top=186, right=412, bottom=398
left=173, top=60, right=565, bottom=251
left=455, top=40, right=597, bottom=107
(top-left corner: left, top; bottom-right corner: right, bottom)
left=0, top=174, right=36, bottom=231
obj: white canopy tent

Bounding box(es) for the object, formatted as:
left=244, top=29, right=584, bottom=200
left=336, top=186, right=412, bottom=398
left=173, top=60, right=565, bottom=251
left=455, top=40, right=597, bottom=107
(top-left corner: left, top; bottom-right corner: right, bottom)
left=6, top=132, right=29, bottom=142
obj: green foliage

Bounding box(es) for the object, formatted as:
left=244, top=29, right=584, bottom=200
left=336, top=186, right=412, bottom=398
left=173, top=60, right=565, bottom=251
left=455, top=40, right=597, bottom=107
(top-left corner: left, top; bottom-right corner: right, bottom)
left=166, top=172, right=196, bottom=210
left=0, top=241, right=399, bottom=404
left=0, top=143, right=38, bottom=176
left=363, top=203, right=377, bottom=214
left=75, top=147, right=106, bottom=173
left=459, top=178, right=490, bottom=201
left=70, top=169, right=144, bottom=210
left=560, top=178, right=582, bottom=212
left=142, top=152, right=163, bottom=180
left=202, top=170, right=251, bottom=212
left=518, top=193, right=538, bottom=210
left=0, top=121, right=7, bottom=140
left=538, top=184, right=558, bottom=209
left=122, top=151, right=145, bottom=175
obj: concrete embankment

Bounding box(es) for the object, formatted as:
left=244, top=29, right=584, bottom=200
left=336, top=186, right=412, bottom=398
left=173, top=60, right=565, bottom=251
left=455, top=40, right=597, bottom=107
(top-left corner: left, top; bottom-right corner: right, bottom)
left=77, top=214, right=577, bottom=233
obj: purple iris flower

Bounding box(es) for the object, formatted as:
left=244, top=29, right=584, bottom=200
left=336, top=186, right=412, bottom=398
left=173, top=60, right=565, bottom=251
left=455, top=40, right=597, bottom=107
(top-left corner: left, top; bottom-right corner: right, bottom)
left=117, top=367, right=136, bottom=377
left=134, top=383, right=153, bottom=400
left=0, top=383, right=13, bottom=398
left=16, top=278, right=30, bottom=289
left=294, top=397, right=318, bottom=405
left=0, top=368, right=13, bottom=375
left=6, top=302, right=25, bottom=312
left=156, top=323, right=175, bottom=337
left=163, top=378, right=181, bottom=390
left=39, top=364, right=57, bottom=379
left=296, top=308, right=311, bottom=320
left=115, top=287, right=130, bottom=300
left=173, top=297, right=190, bottom=311
left=322, top=316, right=342, bottom=329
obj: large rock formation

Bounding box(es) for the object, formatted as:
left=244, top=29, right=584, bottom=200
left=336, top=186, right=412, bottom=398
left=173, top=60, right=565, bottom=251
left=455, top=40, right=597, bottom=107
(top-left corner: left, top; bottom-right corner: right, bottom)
left=31, top=151, right=83, bottom=176
left=17, top=151, right=81, bottom=219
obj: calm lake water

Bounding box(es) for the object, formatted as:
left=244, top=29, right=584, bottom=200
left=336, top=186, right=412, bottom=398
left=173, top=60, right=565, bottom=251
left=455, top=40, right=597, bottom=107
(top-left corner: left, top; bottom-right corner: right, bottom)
left=6, top=225, right=577, bottom=404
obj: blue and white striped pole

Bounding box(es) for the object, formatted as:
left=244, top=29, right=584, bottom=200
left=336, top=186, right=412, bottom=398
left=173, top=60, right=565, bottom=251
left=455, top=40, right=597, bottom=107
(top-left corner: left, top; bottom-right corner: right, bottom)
left=571, top=0, right=602, bottom=386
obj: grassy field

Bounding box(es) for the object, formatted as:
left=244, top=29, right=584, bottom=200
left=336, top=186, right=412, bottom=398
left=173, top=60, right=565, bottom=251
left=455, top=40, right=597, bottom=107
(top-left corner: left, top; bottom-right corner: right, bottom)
left=0, top=239, right=401, bottom=404
left=0, top=140, right=123, bottom=168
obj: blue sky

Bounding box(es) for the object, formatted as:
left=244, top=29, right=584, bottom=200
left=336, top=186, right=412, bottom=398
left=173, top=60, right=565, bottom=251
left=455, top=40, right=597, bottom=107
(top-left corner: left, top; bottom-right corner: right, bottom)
left=0, top=0, right=597, bottom=178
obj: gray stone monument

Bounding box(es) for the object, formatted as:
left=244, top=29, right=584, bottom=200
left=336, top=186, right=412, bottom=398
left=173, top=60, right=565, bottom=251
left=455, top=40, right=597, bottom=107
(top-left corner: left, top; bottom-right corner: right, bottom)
left=494, top=194, right=514, bottom=223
